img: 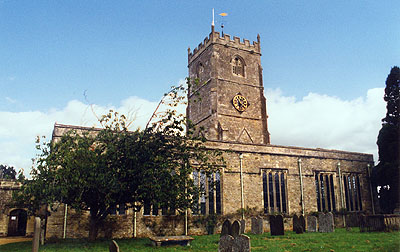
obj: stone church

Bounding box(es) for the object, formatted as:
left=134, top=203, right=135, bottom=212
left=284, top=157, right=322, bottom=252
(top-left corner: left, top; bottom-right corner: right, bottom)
left=0, top=26, right=375, bottom=238
left=186, top=25, right=374, bottom=217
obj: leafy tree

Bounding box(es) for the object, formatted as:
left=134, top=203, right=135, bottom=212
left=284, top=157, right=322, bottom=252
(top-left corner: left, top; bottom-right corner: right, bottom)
left=373, top=66, right=400, bottom=213
left=14, top=82, right=223, bottom=240
left=0, top=164, right=17, bottom=179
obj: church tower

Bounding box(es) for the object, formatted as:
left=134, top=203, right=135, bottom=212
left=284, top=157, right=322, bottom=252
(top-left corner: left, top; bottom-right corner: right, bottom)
left=187, top=26, right=270, bottom=144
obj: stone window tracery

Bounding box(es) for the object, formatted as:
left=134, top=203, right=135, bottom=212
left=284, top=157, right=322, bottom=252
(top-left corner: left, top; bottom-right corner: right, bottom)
left=192, top=170, right=222, bottom=215
left=232, top=56, right=245, bottom=77
left=263, top=169, right=287, bottom=213
left=343, top=173, right=363, bottom=212
left=315, top=172, right=336, bottom=212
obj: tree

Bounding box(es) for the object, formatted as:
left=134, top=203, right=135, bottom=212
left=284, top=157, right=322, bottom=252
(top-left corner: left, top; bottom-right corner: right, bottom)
left=0, top=164, right=17, bottom=179
left=373, top=66, right=400, bottom=213
left=14, top=82, right=223, bottom=240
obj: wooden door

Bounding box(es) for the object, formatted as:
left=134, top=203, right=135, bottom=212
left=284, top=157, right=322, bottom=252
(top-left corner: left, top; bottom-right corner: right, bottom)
left=8, top=209, right=27, bottom=236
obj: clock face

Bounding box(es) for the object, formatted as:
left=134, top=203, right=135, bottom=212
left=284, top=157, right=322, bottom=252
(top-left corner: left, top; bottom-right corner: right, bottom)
left=232, top=94, right=248, bottom=112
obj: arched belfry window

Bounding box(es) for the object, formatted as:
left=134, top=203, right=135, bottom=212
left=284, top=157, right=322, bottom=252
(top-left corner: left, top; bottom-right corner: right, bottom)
left=232, top=56, right=245, bottom=77
left=196, top=62, right=204, bottom=79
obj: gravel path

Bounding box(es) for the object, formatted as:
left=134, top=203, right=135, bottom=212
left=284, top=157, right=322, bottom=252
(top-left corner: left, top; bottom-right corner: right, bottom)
left=0, top=237, right=32, bottom=245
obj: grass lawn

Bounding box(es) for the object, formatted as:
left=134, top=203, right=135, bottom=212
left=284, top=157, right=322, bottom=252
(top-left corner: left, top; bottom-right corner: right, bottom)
left=0, top=228, right=399, bottom=252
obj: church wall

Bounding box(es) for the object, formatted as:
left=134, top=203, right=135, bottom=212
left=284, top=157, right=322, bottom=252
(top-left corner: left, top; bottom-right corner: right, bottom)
left=0, top=180, right=34, bottom=237
left=0, top=141, right=373, bottom=240
left=0, top=180, right=16, bottom=236
left=45, top=205, right=210, bottom=239
left=204, top=141, right=374, bottom=216
left=211, top=44, right=261, bottom=85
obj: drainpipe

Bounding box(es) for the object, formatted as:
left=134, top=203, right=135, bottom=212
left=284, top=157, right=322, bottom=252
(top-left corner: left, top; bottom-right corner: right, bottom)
left=239, top=153, right=244, bottom=220
left=133, top=211, right=137, bottom=238
left=63, top=204, right=67, bottom=239
left=185, top=209, right=188, bottom=235
left=337, top=162, right=345, bottom=210
left=337, top=162, right=346, bottom=227
left=367, top=164, right=375, bottom=214
left=185, top=178, right=188, bottom=235
left=298, top=159, right=304, bottom=215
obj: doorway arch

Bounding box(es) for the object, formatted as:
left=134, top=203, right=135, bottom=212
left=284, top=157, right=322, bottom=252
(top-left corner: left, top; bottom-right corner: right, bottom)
left=7, top=209, right=27, bottom=236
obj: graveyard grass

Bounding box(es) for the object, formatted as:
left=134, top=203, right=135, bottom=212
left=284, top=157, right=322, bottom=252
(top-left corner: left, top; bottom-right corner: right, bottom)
left=0, top=228, right=399, bottom=252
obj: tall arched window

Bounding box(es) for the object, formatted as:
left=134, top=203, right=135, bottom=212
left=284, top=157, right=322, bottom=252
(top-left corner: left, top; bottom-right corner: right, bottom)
left=263, top=169, right=287, bottom=213
left=232, top=56, right=245, bottom=77
left=315, top=172, right=336, bottom=212
left=343, top=173, right=363, bottom=212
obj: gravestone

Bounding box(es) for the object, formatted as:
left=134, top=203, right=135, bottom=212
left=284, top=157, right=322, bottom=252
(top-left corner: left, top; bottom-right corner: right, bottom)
left=221, top=220, right=232, bottom=237
left=293, top=214, right=305, bottom=234
left=109, top=240, right=119, bottom=252
left=240, top=219, right=246, bottom=234
left=307, top=215, right=317, bottom=232
left=359, top=214, right=367, bottom=232
left=219, top=219, right=251, bottom=251
left=318, top=212, right=334, bottom=233
left=32, top=217, right=40, bottom=252
left=365, top=215, right=385, bottom=232
left=232, top=234, right=251, bottom=252
left=251, top=217, right=263, bottom=234
left=231, top=220, right=241, bottom=237
left=345, top=213, right=360, bottom=228
left=299, top=215, right=305, bottom=233
left=270, top=215, right=284, bottom=236
left=218, top=235, right=234, bottom=252
left=292, top=215, right=301, bottom=233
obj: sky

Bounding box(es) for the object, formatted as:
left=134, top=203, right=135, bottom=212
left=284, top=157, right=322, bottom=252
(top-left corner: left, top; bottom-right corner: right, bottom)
left=0, top=1, right=399, bottom=177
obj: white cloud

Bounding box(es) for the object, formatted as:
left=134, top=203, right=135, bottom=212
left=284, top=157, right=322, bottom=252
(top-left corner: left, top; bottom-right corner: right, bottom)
left=266, top=88, right=385, bottom=162
left=0, top=87, right=385, bottom=177
left=0, top=98, right=161, bottom=177
left=5, top=97, right=17, bottom=104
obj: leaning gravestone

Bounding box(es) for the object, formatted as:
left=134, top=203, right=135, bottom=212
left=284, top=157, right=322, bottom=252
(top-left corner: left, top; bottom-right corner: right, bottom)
left=270, top=215, right=284, bottom=236
left=219, top=219, right=250, bottom=251
left=232, top=234, right=251, bottom=252
left=318, top=212, right=334, bottom=233
left=221, top=220, right=232, bottom=237
left=109, top=240, right=119, bottom=252
left=231, top=220, right=241, bottom=237
left=218, top=235, right=234, bottom=252
left=307, top=215, right=317, bottom=232
left=251, top=217, right=263, bottom=234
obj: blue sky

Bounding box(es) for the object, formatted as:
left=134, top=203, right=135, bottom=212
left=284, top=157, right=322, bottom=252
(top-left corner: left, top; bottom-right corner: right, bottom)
left=0, top=1, right=398, bottom=175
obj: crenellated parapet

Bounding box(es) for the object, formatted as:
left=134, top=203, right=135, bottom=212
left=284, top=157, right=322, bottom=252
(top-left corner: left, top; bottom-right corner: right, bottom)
left=188, top=25, right=261, bottom=64
left=0, top=179, right=20, bottom=190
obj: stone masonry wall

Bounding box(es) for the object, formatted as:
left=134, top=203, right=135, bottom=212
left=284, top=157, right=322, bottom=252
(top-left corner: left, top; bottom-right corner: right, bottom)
left=42, top=140, right=373, bottom=239
left=188, top=28, right=269, bottom=145
left=205, top=141, right=374, bottom=216
left=0, top=180, right=34, bottom=237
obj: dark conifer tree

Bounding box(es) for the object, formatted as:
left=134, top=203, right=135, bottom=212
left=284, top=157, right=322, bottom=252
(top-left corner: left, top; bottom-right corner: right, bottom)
left=373, top=66, right=400, bottom=213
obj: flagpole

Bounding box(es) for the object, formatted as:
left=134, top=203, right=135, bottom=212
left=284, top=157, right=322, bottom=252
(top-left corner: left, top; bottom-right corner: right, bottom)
left=212, top=8, right=214, bottom=26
